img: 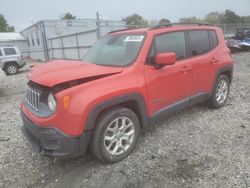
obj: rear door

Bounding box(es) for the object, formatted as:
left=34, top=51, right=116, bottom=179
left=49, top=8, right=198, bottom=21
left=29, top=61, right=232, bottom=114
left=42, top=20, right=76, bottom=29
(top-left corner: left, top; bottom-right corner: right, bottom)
left=144, top=31, right=193, bottom=116
left=187, top=30, right=218, bottom=102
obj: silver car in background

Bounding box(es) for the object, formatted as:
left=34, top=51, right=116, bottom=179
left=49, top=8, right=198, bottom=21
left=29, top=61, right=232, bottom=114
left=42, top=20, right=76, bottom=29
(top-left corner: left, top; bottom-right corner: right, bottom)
left=0, top=46, right=26, bottom=75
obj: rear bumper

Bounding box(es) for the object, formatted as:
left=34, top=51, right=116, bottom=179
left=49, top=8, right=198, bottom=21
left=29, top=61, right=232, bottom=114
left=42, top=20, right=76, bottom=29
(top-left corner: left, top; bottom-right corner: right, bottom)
left=21, top=111, right=92, bottom=158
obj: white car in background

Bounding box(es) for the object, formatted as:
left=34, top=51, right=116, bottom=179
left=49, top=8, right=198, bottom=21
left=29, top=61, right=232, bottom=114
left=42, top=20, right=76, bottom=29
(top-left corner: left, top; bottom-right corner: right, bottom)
left=0, top=46, right=26, bottom=75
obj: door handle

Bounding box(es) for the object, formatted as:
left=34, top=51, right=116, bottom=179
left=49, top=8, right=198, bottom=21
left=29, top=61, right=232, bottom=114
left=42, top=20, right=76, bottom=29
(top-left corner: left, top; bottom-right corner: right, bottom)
left=211, top=58, right=219, bottom=64
left=181, top=66, right=192, bottom=73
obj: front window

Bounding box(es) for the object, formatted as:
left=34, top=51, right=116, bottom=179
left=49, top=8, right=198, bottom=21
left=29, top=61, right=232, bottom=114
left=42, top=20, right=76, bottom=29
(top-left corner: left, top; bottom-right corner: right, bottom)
left=155, top=31, right=187, bottom=59
left=147, top=31, right=187, bottom=65
left=83, top=34, right=145, bottom=67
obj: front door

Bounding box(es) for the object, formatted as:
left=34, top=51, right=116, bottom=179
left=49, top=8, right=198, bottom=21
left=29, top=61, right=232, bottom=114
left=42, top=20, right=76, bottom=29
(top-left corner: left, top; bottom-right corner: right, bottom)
left=144, top=31, right=192, bottom=116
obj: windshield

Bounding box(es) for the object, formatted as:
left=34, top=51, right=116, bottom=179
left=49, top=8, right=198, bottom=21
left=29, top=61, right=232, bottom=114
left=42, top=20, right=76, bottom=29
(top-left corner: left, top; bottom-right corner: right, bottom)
left=83, top=34, right=145, bottom=67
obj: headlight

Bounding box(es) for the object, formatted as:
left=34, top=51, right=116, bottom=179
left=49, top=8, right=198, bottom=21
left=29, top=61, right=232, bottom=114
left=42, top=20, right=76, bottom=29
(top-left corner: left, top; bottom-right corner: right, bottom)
left=48, top=93, right=57, bottom=112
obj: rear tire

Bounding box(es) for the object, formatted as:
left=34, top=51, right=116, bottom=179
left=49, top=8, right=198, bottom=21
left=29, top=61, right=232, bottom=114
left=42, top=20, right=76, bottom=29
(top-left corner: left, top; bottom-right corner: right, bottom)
left=4, top=63, right=19, bottom=75
left=90, top=107, right=140, bottom=163
left=207, top=74, right=230, bottom=109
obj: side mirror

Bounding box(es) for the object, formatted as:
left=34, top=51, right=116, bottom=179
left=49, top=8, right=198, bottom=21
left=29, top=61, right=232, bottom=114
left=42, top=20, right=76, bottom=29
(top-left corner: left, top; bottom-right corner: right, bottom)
left=156, top=53, right=176, bottom=66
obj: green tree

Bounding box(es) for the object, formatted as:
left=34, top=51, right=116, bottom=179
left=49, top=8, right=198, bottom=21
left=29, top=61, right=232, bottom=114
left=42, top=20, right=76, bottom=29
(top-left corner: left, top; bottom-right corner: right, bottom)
left=0, top=14, right=15, bottom=32
left=122, top=14, right=148, bottom=28
left=61, top=12, right=76, bottom=20
left=158, top=18, right=171, bottom=25
left=222, top=10, right=241, bottom=23
left=205, top=12, right=223, bottom=24
left=177, top=10, right=248, bottom=25
left=148, top=20, right=158, bottom=26
left=240, top=16, right=250, bottom=23
left=179, top=17, right=203, bottom=23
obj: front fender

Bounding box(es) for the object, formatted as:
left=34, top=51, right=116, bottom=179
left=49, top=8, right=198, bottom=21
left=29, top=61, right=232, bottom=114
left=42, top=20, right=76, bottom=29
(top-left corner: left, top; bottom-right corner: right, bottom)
left=2, top=59, right=19, bottom=68
left=83, top=92, right=150, bottom=131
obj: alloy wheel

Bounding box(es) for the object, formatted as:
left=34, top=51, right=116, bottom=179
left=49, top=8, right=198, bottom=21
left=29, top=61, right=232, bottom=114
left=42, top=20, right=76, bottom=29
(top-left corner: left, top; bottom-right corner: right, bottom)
left=104, top=117, right=135, bottom=156
left=7, top=65, right=17, bottom=74
left=216, top=79, right=229, bottom=104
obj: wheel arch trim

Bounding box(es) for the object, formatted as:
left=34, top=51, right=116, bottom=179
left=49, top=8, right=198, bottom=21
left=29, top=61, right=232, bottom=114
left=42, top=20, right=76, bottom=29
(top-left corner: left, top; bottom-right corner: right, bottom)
left=2, top=61, right=19, bottom=70
left=216, top=64, right=233, bottom=83
left=83, top=92, right=150, bottom=132
left=210, top=64, right=233, bottom=97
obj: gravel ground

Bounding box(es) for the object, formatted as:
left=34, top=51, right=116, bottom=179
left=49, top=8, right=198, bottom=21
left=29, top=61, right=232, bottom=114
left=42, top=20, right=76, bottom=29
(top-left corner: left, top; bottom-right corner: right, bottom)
left=0, top=53, right=249, bottom=188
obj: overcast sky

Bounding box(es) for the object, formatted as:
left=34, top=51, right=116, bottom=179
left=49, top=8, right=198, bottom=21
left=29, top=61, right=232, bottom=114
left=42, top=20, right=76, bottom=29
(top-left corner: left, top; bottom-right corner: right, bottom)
left=1, top=0, right=250, bottom=31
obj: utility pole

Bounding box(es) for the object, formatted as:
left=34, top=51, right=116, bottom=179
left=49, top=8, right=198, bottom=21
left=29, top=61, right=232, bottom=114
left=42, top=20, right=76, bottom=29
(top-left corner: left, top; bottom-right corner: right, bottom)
left=40, top=21, right=49, bottom=61
left=96, top=11, right=101, bottom=40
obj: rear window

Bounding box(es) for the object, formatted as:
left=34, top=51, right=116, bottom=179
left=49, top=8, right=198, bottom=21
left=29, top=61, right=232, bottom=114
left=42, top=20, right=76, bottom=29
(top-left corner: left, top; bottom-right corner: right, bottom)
left=4, top=48, right=17, bottom=55
left=209, top=30, right=218, bottom=49
left=189, top=30, right=210, bottom=56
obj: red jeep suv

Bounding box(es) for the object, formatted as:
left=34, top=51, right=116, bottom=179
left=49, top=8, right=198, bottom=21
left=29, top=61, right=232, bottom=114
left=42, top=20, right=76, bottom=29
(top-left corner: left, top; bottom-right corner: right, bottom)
left=21, top=23, right=233, bottom=162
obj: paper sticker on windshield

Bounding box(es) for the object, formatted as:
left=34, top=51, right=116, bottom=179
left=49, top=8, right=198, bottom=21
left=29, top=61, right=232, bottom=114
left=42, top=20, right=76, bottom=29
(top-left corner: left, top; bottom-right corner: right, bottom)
left=124, top=35, right=144, bottom=42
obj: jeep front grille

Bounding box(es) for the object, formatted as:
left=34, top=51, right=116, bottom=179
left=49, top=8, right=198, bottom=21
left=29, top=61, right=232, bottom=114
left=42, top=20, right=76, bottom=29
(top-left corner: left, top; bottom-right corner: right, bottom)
left=25, top=87, right=40, bottom=112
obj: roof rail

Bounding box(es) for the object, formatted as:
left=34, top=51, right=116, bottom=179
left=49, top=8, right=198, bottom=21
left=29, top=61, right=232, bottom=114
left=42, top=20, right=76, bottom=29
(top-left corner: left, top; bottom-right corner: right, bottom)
left=108, top=22, right=215, bottom=34
left=108, top=28, right=132, bottom=34
left=108, top=26, right=148, bottom=34
left=149, top=22, right=214, bottom=30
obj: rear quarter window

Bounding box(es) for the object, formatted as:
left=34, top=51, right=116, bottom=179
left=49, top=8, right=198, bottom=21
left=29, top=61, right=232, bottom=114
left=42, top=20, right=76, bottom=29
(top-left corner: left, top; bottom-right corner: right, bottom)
left=4, top=48, right=17, bottom=55
left=189, top=30, right=210, bottom=56
left=209, top=30, right=219, bottom=49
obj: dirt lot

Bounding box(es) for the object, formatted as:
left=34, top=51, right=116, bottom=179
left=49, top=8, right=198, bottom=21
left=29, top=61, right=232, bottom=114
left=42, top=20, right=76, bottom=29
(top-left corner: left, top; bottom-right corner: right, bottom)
left=0, top=53, right=249, bottom=188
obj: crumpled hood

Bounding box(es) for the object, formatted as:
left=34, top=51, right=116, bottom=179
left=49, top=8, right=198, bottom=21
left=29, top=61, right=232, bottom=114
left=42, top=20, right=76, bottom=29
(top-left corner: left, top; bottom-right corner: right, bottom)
left=28, top=60, right=123, bottom=87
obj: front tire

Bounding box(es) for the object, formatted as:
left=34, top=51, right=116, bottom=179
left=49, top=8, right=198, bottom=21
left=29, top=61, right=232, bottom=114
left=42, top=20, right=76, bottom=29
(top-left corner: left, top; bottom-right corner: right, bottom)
left=90, top=107, right=140, bottom=163
left=207, top=74, right=230, bottom=109
left=5, top=63, right=19, bottom=75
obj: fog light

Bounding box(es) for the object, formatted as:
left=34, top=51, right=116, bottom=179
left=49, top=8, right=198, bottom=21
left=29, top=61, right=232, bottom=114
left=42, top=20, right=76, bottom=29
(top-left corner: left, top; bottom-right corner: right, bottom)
left=44, top=140, right=60, bottom=150
left=41, top=128, right=57, bottom=135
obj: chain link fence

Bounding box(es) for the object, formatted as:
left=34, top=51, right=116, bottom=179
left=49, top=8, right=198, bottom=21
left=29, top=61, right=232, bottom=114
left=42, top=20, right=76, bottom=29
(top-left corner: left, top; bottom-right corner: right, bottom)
left=216, top=23, right=250, bottom=36
left=48, top=24, right=126, bottom=60
left=47, top=23, right=250, bottom=60
left=126, top=23, right=250, bottom=35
